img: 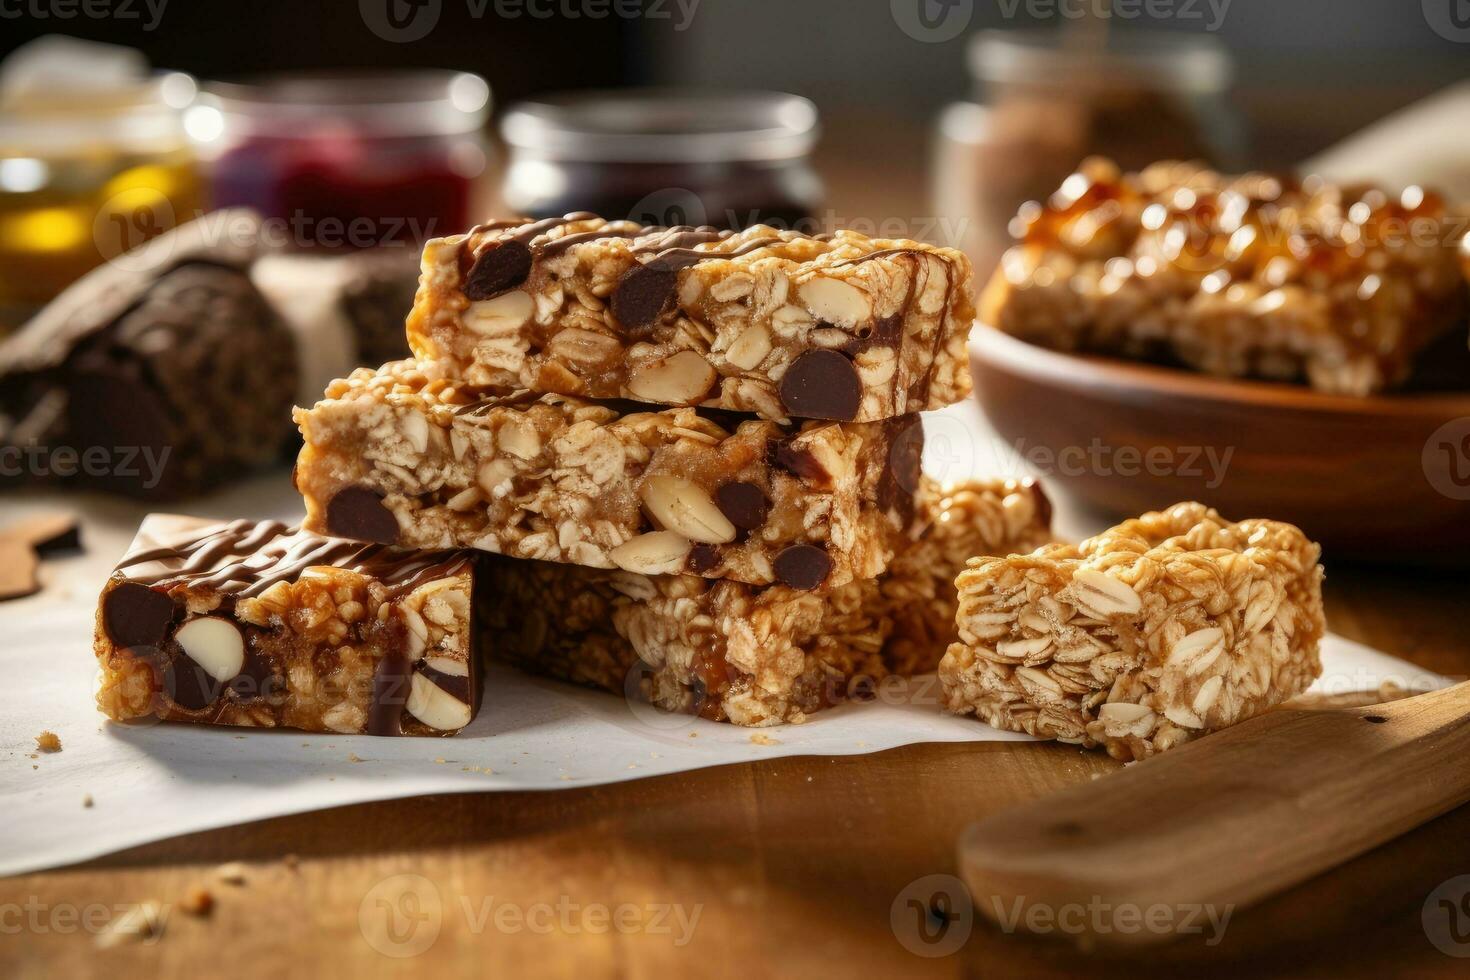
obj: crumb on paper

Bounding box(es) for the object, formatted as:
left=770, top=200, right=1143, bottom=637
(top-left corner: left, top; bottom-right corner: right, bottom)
left=35, top=731, right=61, bottom=752
left=688, top=732, right=698, bottom=738
left=347, top=753, right=364, bottom=764
left=180, top=886, right=213, bottom=917
left=749, top=733, right=779, bottom=746
left=83, top=793, right=94, bottom=808
left=459, top=765, right=494, bottom=775
left=95, top=901, right=163, bottom=948
left=626, top=763, right=638, bottom=770
left=215, top=862, right=248, bottom=886
left=434, top=757, right=447, bottom=764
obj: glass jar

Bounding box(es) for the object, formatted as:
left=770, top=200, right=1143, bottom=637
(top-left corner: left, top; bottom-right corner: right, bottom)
left=933, top=29, right=1244, bottom=277
left=500, top=90, right=823, bottom=231
left=192, top=71, right=490, bottom=250
left=0, top=72, right=203, bottom=327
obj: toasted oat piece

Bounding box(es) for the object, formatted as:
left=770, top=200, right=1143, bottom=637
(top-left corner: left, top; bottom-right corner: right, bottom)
left=940, top=502, right=1325, bottom=760
left=405, top=215, right=975, bottom=422
left=982, top=158, right=1468, bottom=395
left=94, top=515, right=479, bottom=736
left=295, top=358, right=922, bottom=591
left=485, top=478, right=1052, bottom=726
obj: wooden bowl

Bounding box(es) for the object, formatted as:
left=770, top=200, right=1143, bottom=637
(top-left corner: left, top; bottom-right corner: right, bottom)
left=968, top=327, right=1470, bottom=564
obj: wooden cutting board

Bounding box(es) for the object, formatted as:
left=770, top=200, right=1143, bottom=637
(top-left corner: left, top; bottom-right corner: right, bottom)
left=959, top=682, right=1470, bottom=946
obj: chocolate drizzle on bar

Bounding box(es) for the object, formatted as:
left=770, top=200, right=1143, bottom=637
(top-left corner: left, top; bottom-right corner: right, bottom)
left=113, top=518, right=469, bottom=598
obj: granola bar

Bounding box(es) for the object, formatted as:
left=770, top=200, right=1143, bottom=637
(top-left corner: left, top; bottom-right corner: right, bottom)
left=405, top=214, right=976, bottom=422
left=940, top=502, right=1325, bottom=760
left=981, top=158, right=1468, bottom=395
left=485, top=478, right=1052, bottom=726
left=94, top=515, right=479, bottom=736
left=295, top=358, right=923, bottom=591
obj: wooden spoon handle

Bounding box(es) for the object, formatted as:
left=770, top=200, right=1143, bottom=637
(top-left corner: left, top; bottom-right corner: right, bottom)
left=958, top=681, right=1470, bottom=946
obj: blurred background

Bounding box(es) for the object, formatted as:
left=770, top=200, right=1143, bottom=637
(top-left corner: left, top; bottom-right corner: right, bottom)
left=2, top=0, right=1469, bottom=539
left=4, top=0, right=1468, bottom=326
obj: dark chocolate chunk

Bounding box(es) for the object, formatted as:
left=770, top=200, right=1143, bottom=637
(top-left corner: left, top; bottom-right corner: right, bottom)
left=326, top=487, right=398, bottom=544
left=878, top=417, right=924, bottom=522
left=686, top=543, right=720, bottom=574
left=416, top=662, right=473, bottom=705
left=714, top=482, right=769, bottom=531
left=779, top=349, right=862, bottom=421
left=165, top=657, right=219, bottom=712
left=367, top=647, right=413, bottom=737
left=228, top=651, right=282, bottom=702
left=611, top=264, right=678, bottom=335
left=462, top=240, right=533, bottom=300
left=103, top=581, right=176, bottom=648
left=0, top=540, right=39, bottom=601
left=773, top=545, right=832, bottom=591
left=772, top=441, right=832, bottom=487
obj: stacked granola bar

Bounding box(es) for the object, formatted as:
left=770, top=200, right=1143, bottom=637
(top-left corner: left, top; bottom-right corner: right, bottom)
left=93, top=215, right=998, bottom=734
left=266, top=214, right=995, bottom=730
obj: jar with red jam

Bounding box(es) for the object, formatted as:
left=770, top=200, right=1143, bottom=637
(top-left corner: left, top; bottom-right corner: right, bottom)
left=500, top=90, right=822, bottom=231
left=192, top=71, right=490, bottom=250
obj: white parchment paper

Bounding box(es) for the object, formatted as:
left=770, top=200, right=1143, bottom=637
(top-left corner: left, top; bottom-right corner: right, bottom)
left=0, top=407, right=1449, bottom=876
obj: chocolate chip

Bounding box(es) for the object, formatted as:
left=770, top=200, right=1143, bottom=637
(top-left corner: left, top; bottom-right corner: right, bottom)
left=779, top=350, right=861, bottom=421
left=228, top=651, right=282, bottom=702
left=462, top=240, right=532, bottom=300
left=878, top=417, right=924, bottom=522
left=773, top=545, right=832, bottom=591
left=686, top=543, right=720, bottom=574
left=326, top=487, right=398, bottom=544
left=714, top=482, right=769, bottom=532
left=103, top=581, right=176, bottom=648
left=772, top=442, right=831, bottom=487
left=367, top=648, right=413, bottom=737
left=611, top=264, right=678, bottom=336
left=416, top=663, right=472, bottom=705
left=165, top=658, right=218, bottom=712
left=843, top=312, right=902, bottom=354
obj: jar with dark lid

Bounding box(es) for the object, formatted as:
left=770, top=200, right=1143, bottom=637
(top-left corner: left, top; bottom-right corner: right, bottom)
left=500, top=90, right=823, bottom=231
left=933, top=28, right=1244, bottom=275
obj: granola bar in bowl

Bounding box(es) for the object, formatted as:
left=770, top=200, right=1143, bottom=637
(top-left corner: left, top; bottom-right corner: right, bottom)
left=969, top=158, right=1470, bottom=561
